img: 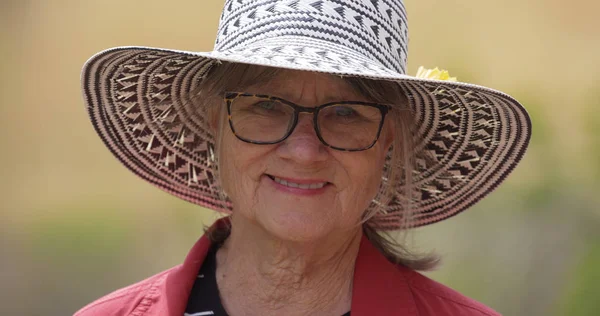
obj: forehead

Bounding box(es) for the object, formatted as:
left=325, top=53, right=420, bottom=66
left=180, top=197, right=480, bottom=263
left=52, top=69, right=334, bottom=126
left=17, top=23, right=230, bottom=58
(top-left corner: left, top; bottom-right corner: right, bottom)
left=244, top=69, right=366, bottom=104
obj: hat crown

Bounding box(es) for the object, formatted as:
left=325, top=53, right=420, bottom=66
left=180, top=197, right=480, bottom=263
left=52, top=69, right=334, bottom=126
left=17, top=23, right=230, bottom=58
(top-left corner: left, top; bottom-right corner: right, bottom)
left=214, top=0, right=409, bottom=74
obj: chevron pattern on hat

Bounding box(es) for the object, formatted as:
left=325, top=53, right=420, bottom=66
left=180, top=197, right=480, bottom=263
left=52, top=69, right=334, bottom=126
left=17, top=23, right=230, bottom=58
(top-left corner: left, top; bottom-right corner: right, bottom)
left=215, top=0, right=409, bottom=74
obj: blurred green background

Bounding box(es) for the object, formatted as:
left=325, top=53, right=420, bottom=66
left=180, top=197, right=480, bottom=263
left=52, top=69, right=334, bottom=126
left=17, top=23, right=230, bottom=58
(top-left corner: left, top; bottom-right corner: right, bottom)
left=1, top=0, right=599, bottom=315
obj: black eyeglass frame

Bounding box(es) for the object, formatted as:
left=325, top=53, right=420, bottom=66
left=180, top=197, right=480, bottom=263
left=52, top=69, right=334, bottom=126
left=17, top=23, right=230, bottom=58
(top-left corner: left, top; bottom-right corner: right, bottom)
left=224, top=91, right=390, bottom=152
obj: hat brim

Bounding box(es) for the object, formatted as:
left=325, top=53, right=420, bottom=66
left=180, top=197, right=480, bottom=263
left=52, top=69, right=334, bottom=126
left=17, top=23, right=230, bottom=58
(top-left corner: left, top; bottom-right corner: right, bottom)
left=82, top=45, right=531, bottom=229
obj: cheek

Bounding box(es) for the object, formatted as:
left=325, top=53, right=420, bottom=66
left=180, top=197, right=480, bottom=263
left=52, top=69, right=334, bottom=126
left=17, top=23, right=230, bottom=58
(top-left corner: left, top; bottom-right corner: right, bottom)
left=218, top=132, right=270, bottom=204
left=336, top=150, right=387, bottom=217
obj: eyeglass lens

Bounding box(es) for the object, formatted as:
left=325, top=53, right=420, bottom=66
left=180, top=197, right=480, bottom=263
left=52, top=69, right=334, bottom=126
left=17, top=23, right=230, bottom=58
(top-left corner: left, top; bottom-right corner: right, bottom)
left=229, top=95, right=383, bottom=150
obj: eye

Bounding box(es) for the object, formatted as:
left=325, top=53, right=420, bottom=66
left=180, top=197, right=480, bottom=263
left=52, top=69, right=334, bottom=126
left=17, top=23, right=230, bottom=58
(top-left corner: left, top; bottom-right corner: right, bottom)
left=254, top=101, right=277, bottom=110
left=334, top=106, right=356, bottom=117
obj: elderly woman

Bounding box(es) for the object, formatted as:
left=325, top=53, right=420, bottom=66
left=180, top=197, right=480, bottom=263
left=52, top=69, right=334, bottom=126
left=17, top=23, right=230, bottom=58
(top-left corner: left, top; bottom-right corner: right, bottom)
left=75, top=0, right=531, bottom=315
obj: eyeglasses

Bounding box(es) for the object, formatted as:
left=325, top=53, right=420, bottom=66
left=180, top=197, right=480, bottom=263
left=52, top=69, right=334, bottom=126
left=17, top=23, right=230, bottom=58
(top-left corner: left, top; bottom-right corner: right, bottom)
left=224, top=92, right=390, bottom=151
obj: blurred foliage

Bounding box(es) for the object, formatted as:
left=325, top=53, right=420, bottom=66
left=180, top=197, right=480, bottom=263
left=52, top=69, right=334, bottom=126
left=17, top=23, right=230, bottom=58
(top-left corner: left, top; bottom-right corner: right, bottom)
left=583, top=87, right=600, bottom=185
left=561, top=241, right=600, bottom=315
left=1, top=0, right=599, bottom=315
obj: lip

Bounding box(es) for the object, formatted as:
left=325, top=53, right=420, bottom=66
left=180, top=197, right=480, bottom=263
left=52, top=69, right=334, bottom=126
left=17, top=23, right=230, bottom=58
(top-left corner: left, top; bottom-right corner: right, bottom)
left=267, top=174, right=330, bottom=184
left=264, top=174, right=331, bottom=196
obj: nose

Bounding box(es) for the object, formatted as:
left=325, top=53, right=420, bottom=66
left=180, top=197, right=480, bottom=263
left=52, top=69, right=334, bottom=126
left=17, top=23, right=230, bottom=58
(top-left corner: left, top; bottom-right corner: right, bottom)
left=276, top=113, right=328, bottom=164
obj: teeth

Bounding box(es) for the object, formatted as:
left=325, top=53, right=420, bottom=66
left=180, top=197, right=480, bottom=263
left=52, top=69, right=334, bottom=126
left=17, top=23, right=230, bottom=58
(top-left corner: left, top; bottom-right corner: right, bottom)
left=272, top=176, right=327, bottom=190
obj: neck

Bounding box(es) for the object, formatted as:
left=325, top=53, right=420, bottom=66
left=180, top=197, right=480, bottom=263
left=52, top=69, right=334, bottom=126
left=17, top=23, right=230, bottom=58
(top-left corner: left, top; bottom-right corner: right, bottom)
left=215, top=216, right=362, bottom=316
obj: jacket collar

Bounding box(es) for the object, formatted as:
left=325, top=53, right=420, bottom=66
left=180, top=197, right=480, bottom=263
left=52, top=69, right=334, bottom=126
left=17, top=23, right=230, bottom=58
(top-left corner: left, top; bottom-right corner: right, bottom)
left=351, top=236, right=419, bottom=315
left=162, top=218, right=418, bottom=315
left=162, top=221, right=216, bottom=314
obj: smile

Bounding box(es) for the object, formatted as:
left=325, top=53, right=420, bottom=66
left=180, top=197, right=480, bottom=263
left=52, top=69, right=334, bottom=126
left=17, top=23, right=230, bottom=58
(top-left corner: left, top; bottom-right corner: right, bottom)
left=267, top=175, right=328, bottom=190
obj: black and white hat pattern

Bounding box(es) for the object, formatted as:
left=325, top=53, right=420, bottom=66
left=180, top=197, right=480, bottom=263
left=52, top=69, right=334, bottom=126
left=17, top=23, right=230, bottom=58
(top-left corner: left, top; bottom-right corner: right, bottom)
left=81, top=0, right=531, bottom=229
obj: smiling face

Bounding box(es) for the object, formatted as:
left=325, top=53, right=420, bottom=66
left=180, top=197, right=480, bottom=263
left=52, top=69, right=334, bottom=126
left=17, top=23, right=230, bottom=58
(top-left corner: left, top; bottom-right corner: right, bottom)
left=216, top=69, right=394, bottom=242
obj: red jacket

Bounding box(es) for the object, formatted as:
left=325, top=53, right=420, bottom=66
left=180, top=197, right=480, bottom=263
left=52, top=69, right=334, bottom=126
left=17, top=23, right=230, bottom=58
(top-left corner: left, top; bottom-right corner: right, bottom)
left=75, top=222, right=500, bottom=316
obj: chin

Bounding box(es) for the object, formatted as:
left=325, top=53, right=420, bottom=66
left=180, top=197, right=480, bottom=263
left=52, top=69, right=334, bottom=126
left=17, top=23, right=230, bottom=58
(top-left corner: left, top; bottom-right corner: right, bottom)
left=258, top=208, right=335, bottom=243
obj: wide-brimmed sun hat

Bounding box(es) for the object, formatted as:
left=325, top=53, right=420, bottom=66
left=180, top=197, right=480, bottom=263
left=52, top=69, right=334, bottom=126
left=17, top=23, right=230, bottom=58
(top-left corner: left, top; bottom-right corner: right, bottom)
left=81, top=0, right=531, bottom=229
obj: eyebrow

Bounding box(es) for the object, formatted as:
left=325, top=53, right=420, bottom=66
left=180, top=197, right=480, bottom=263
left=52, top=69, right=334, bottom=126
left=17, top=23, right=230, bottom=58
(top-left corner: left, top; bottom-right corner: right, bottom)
left=245, top=81, right=366, bottom=105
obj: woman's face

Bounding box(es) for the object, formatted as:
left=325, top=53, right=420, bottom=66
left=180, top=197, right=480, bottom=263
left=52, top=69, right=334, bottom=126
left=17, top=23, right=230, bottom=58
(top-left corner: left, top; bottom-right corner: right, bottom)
left=218, top=70, right=394, bottom=242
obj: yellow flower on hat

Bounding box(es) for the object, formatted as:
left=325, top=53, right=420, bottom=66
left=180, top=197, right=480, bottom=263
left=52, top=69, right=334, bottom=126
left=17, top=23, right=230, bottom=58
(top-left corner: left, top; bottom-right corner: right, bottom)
left=415, top=66, right=457, bottom=82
